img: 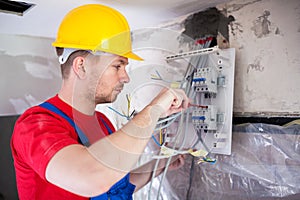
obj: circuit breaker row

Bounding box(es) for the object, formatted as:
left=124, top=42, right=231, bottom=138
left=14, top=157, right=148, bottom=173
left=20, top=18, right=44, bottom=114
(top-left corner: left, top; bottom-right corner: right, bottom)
left=192, top=67, right=218, bottom=93
left=192, top=106, right=217, bottom=131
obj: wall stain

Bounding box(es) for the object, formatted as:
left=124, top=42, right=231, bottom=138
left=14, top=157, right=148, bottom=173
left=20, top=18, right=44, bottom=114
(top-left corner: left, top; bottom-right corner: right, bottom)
left=250, top=10, right=282, bottom=38
left=230, top=21, right=243, bottom=37
left=247, top=56, right=264, bottom=73
left=251, top=10, right=272, bottom=38
left=275, top=27, right=281, bottom=35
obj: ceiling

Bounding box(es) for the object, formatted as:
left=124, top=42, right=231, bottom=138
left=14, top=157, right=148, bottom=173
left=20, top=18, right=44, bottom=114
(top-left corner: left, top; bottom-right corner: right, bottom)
left=0, top=0, right=230, bottom=38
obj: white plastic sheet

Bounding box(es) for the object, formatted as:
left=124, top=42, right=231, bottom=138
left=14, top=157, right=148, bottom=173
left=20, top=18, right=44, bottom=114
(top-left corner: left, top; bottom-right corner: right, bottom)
left=137, top=123, right=300, bottom=200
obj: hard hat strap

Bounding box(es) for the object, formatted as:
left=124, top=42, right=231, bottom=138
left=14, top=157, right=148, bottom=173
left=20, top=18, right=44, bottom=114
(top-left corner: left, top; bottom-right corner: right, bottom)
left=58, top=48, right=114, bottom=65
left=58, top=48, right=78, bottom=64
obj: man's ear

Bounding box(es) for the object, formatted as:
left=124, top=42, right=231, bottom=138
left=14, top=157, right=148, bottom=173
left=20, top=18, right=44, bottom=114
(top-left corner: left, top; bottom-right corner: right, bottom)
left=72, top=56, right=86, bottom=79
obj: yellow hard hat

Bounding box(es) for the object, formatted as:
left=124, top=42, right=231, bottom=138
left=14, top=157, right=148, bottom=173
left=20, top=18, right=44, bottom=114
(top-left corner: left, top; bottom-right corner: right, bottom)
left=52, top=4, right=143, bottom=61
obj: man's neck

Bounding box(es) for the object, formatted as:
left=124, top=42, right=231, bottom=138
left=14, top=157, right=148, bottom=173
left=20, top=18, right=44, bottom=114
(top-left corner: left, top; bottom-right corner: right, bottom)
left=58, top=86, right=96, bottom=116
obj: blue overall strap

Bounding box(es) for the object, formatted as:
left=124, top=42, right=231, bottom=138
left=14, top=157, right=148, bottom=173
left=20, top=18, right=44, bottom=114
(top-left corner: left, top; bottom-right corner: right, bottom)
left=91, top=174, right=136, bottom=200
left=99, top=118, right=113, bottom=135
left=39, top=102, right=90, bottom=146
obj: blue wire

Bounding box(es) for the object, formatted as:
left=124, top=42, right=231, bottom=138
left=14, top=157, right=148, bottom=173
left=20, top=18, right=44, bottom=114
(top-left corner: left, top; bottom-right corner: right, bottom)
left=108, top=106, right=130, bottom=120
left=152, top=135, right=161, bottom=146
left=109, top=106, right=164, bottom=147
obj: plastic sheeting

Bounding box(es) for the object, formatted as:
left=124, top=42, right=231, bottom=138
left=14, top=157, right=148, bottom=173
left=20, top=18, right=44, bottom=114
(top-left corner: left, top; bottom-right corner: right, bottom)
left=135, top=123, right=300, bottom=200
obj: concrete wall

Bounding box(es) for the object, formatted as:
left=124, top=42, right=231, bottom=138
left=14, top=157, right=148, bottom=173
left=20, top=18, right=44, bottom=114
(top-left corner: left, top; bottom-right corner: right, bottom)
left=218, top=0, right=300, bottom=116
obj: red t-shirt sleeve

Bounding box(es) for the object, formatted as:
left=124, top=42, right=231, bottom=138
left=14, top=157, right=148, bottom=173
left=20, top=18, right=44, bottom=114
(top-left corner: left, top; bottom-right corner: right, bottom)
left=12, top=107, right=79, bottom=180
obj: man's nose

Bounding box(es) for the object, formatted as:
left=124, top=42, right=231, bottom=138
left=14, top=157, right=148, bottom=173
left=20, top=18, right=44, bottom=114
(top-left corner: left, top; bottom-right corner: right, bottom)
left=120, top=70, right=130, bottom=84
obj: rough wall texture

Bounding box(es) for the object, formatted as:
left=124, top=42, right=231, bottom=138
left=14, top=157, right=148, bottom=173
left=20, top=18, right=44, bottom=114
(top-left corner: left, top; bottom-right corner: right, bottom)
left=164, top=0, right=300, bottom=116
left=218, top=0, right=300, bottom=115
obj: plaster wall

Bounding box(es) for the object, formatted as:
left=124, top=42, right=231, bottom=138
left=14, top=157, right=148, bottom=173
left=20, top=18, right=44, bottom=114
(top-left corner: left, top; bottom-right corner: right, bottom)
left=0, top=34, right=61, bottom=115
left=218, top=0, right=300, bottom=116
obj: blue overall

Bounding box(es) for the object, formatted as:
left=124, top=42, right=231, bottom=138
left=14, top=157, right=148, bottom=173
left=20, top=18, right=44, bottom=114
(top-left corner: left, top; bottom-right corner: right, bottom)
left=40, top=102, right=136, bottom=200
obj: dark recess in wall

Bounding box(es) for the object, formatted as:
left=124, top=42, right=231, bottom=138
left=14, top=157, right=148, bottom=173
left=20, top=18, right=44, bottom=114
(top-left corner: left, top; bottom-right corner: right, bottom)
left=233, top=116, right=300, bottom=126
left=182, top=7, right=234, bottom=42
left=0, top=115, right=20, bottom=200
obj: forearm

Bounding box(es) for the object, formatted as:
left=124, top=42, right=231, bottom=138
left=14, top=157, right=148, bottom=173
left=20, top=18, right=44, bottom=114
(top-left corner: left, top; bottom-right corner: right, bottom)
left=87, top=105, right=163, bottom=173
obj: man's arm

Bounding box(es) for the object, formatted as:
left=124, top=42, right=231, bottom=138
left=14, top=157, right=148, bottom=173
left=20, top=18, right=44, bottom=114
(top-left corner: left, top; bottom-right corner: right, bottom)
left=45, top=89, right=189, bottom=197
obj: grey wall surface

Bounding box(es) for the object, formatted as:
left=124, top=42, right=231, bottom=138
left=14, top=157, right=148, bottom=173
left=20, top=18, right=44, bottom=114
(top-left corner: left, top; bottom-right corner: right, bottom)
left=0, top=34, right=61, bottom=116
left=0, top=116, right=19, bottom=200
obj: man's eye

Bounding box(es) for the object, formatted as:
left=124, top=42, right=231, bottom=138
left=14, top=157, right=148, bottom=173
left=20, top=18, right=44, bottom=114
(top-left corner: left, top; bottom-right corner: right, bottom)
left=113, top=65, right=121, bottom=70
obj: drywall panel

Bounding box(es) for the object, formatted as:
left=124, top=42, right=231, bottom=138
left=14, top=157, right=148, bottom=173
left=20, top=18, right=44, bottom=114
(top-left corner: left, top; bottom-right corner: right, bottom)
left=0, top=34, right=61, bottom=116
left=219, top=0, right=300, bottom=115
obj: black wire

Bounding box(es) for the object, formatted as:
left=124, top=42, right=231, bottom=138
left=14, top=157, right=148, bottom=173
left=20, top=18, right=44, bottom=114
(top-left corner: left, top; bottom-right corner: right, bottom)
left=186, top=156, right=195, bottom=200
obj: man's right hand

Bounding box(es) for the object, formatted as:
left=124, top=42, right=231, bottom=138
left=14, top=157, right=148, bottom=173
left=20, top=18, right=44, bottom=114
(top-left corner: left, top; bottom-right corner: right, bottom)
left=149, top=88, right=189, bottom=117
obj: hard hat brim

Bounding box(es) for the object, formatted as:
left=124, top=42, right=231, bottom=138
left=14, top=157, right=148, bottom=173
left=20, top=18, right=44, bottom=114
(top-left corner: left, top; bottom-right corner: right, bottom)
left=124, top=51, right=144, bottom=61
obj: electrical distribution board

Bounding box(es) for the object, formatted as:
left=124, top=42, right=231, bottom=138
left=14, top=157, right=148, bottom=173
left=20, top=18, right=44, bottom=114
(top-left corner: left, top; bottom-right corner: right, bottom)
left=108, top=46, right=235, bottom=156
left=165, top=46, right=235, bottom=155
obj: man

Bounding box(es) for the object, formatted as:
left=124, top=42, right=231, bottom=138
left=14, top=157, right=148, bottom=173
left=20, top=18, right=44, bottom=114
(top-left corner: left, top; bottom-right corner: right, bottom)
left=11, top=4, right=189, bottom=200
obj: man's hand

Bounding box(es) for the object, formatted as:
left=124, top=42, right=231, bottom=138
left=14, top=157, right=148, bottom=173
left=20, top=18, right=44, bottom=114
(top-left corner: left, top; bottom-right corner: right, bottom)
left=168, top=154, right=185, bottom=171
left=150, top=88, right=189, bottom=117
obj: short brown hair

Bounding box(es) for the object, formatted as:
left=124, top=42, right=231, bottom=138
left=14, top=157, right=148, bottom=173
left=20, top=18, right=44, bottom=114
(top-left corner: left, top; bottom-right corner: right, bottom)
left=55, top=47, right=89, bottom=79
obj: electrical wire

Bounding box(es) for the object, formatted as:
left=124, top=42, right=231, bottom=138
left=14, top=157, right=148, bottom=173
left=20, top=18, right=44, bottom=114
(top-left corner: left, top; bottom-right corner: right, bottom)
left=185, top=38, right=215, bottom=200
left=159, top=129, right=163, bottom=145
left=154, top=113, right=181, bottom=131
left=153, top=39, right=210, bottom=198
left=150, top=38, right=209, bottom=200
left=186, top=156, right=195, bottom=200
left=148, top=100, right=188, bottom=200
left=152, top=135, right=161, bottom=147
left=155, top=110, right=185, bottom=200
left=108, top=106, right=130, bottom=120
left=162, top=38, right=218, bottom=199
left=148, top=37, right=220, bottom=200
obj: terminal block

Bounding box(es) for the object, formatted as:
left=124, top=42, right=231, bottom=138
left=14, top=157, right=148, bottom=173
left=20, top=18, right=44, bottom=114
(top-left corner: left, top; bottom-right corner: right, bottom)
left=192, top=105, right=217, bottom=131
left=192, top=67, right=218, bottom=93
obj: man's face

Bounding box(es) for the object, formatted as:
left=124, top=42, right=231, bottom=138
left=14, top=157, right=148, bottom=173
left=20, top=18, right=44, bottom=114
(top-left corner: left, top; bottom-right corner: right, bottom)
left=90, top=55, right=130, bottom=104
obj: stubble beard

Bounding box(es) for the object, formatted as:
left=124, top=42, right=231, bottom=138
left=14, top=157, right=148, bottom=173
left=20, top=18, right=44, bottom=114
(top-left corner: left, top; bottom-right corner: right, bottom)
left=94, top=90, right=118, bottom=104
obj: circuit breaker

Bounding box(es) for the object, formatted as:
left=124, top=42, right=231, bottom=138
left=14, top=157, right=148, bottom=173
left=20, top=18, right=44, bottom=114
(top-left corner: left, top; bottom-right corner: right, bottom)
left=192, top=105, right=217, bottom=131
left=193, top=67, right=218, bottom=94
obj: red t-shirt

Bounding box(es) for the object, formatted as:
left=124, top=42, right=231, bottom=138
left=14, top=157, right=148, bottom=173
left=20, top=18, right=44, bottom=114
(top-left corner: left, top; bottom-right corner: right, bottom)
left=11, top=95, right=116, bottom=200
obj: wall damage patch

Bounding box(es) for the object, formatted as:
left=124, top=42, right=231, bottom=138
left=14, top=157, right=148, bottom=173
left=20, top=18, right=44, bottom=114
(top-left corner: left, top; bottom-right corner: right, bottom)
left=181, top=7, right=234, bottom=44
left=251, top=10, right=281, bottom=38
left=247, top=56, right=264, bottom=73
